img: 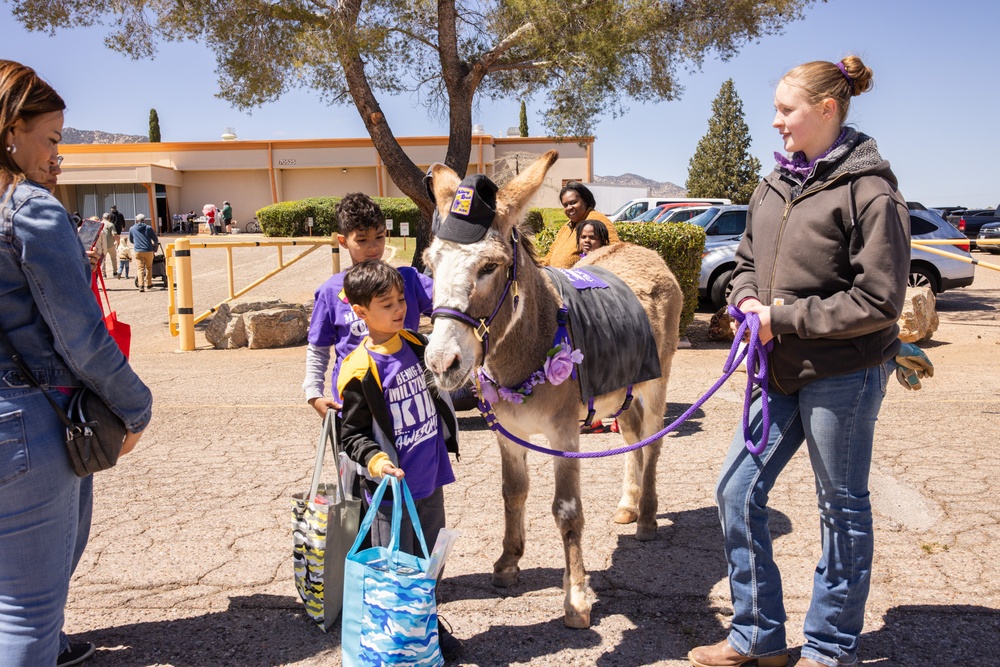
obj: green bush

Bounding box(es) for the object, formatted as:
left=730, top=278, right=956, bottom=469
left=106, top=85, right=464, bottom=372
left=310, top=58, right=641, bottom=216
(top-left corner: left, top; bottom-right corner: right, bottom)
left=617, top=222, right=705, bottom=335
left=256, top=196, right=421, bottom=237
left=531, top=220, right=705, bottom=335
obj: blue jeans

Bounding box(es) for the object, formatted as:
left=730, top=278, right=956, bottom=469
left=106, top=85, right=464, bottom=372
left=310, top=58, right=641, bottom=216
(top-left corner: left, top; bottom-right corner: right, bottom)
left=0, top=388, right=93, bottom=666
left=716, top=363, right=890, bottom=667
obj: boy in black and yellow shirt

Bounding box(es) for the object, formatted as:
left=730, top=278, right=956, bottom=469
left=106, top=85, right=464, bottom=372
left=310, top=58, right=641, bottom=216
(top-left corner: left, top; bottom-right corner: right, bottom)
left=336, top=259, right=462, bottom=660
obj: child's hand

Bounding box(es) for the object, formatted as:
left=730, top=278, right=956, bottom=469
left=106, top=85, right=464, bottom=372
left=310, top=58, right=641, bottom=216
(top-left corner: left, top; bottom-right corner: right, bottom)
left=380, top=462, right=405, bottom=480
left=309, top=397, right=342, bottom=418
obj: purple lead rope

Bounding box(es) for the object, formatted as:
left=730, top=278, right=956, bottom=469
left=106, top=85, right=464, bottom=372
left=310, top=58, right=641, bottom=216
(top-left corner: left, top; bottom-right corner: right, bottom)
left=477, top=307, right=774, bottom=458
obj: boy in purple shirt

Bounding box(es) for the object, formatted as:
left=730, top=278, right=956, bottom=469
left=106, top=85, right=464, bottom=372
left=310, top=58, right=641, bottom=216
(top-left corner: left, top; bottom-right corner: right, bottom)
left=303, top=193, right=433, bottom=416
left=336, top=260, right=462, bottom=660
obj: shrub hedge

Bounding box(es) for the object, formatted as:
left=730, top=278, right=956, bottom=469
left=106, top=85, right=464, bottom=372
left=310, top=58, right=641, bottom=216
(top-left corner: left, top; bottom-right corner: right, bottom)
left=531, top=220, right=705, bottom=335
left=256, top=196, right=422, bottom=237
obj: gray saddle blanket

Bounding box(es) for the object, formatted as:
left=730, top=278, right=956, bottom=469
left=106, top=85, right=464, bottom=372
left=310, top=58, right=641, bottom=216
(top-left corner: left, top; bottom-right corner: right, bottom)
left=543, top=266, right=661, bottom=403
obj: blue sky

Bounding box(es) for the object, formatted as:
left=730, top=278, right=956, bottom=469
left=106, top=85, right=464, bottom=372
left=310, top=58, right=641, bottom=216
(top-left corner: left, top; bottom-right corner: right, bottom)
left=3, top=0, right=997, bottom=206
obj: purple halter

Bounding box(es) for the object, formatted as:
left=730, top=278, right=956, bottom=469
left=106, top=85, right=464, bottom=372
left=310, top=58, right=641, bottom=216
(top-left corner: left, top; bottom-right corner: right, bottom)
left=430, top=228, right=521, bottom=356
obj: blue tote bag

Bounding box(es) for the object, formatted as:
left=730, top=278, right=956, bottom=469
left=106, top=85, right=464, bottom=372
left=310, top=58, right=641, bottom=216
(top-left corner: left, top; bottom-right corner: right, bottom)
left=341, top=476, right=443, bottom=667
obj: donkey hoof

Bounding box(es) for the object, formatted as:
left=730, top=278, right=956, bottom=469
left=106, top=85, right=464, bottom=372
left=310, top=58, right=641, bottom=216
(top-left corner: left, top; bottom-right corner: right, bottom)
left=635, top=523, right=657, bottom=542
left=492, top=567, right=520, bottom=588
left=613, top=508, right=638, bottom=525
left=564, top=608, right=591, bottom=629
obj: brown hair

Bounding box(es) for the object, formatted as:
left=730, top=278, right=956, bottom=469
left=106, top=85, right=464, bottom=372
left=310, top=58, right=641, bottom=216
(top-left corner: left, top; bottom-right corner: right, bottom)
left=0, top=60, right=66, bottom=193
left=782, top=55, right=873, bottom=125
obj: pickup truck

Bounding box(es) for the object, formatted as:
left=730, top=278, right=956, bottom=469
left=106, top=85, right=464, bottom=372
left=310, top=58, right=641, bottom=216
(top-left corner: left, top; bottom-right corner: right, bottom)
left=947, top=208, right=1000, bottom=248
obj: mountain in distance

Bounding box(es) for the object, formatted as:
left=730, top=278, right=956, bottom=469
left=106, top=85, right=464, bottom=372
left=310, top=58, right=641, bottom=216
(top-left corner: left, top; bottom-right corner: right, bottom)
left=593, top=173, right=687, bottom=197
left=62, top=127, right=148, bottom=144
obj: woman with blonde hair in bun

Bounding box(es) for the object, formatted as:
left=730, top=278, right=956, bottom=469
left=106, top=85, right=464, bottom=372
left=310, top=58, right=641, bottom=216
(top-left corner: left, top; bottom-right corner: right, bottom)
left=689, top=56, right=909, bottom=667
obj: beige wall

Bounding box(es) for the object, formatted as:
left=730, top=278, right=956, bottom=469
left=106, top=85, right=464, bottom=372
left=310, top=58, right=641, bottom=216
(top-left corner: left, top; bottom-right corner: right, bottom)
left=177, top=170, right=273, bottom=222
left=57, top=135, right=592, bottom=217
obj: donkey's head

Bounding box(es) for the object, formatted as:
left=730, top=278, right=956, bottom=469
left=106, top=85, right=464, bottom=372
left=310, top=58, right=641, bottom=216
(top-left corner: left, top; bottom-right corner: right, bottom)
left=423, top=150, right=558, bottom=390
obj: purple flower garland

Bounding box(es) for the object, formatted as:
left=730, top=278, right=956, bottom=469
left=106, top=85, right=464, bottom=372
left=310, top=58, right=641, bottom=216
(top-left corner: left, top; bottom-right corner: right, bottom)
left=476, top=342, right=584, bottom=404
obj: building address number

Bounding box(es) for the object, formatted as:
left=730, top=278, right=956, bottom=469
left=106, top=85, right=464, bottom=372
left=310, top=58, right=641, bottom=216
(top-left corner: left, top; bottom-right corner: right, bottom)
left=277, top=158, right=296, bottom=166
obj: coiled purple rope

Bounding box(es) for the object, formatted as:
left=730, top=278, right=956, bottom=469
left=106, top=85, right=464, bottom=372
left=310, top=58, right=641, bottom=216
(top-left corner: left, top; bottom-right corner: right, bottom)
left=477, top=307, right=773, bottom=458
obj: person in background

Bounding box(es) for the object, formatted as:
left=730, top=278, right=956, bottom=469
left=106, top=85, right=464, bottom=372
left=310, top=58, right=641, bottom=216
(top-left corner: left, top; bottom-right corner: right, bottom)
left=541, top=181, right=620, bottom=268
left=688, top=55, right=909, bottom=667
left=128, top=212, right=158, bottom=292
left=100, top=212, right=116, bottom=278
left=0, top=59, right=152, bottom=667
left=222, top=200, right=233, bottom=233
left=575, top=218, right=610, bottom=259
left=203, top=203, right=217, bottom=235
left=116, top=234, right=131, bottom=279
left=108, top=204, right=124, bottom=237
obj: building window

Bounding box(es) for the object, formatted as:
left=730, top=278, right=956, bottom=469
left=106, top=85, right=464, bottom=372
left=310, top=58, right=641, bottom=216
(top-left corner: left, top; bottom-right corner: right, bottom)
left=75, top=184, right=151, bottom=222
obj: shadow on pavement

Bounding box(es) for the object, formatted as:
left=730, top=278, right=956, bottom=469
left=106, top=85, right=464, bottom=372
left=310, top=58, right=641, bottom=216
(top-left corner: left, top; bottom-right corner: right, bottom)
left=858, top=604, right=1000, bottom=664
left=74, top=594, right=338, bottom=667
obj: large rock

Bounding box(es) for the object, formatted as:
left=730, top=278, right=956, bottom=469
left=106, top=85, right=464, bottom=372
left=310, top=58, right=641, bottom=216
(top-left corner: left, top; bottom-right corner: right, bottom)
left=897, top=286, right=939, bottom=343
left=204, top=302, right=248, bottom=349
left=244, top=308, right=309, bottom=349
left=205, top=296, right=305, bottom=349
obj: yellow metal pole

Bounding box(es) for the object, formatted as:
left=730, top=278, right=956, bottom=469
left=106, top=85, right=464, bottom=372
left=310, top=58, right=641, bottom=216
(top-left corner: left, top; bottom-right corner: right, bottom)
left=175, top=238, right=196, bottom=351
left=226, top=246, right=235, bottom=299
left=332, top=243, right=340, bottom=274
left=277, top=244, right=284, bottom=268
left=165, top=243, right=177, bottom=336
left=911, top=241, right=1000, bottom=273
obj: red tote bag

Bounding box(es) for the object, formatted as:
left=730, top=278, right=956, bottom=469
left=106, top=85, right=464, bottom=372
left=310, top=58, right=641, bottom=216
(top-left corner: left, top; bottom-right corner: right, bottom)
left=95, top=271, right=131, bottom=359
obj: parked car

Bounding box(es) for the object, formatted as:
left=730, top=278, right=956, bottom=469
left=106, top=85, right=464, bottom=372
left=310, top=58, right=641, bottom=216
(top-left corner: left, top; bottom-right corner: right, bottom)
left=608, top=197, right=732, bottom=222
left=656, top=205, right=711, bottom=223
left=946, top=207, right=1000, bottom=248
left=977, top=221, right=1000, bottom=254
left=698, top=209, right=975, bottom=310
left=686, top=205, right=749, bottom=238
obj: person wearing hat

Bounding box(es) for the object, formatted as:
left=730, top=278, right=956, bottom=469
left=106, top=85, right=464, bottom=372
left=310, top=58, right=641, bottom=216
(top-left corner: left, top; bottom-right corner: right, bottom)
left=221, top=200, right=233, bottom=233
left=128, top=213, right=159, bottom=292
left=541, top=182, right=619, bottom=269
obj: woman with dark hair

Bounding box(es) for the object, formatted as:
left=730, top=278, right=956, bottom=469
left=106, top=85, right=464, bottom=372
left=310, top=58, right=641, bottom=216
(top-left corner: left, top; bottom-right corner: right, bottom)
left=541, top=181, right=619, bottom=268
left=0, top=60, right=152, bottom=666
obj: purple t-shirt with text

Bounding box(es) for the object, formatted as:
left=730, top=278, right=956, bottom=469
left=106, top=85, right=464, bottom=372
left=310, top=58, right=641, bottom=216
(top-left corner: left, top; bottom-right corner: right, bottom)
left=308, top=266, right=433, bottom=398
left=367, top=340, right=454, bottom=500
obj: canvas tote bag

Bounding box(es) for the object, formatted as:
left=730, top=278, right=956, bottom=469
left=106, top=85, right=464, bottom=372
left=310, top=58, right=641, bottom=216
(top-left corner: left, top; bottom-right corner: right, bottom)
left=341, top=476, right=443, bottom=667
left=292, top=411, right=362, bottom=631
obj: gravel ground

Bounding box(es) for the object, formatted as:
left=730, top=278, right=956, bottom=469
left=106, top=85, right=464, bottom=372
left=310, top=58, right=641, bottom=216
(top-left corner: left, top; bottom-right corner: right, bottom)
left=64, top=238, right=1000, bottom=666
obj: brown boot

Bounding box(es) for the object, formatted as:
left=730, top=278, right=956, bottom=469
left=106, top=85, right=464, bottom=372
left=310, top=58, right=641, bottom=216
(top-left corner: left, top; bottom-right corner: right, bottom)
left=689, top=639, right=788, bottom=667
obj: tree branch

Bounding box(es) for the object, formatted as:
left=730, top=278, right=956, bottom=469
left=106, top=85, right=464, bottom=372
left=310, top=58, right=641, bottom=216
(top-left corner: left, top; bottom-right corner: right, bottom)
left=477, top=21, right=535, bottom=72
left=386, top=26, right=438, bottom=52
left=487, top=59, right=553, bottom=74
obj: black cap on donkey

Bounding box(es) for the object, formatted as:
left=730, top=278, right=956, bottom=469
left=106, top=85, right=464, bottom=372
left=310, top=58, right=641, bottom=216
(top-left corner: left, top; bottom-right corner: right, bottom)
left=434, top=174, right=498, bottom=243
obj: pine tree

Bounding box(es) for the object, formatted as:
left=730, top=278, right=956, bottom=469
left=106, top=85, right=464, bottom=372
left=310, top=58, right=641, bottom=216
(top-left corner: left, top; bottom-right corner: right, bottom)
left=686, top=80, right=761, bottom=205
left=519, top=100, right=528, bottom=137
left=149, top=108, right=161, bottom=143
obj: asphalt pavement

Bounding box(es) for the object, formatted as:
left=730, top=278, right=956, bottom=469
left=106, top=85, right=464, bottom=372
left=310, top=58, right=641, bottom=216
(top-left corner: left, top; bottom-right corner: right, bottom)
left=64, top=238, right=1000, bottom=666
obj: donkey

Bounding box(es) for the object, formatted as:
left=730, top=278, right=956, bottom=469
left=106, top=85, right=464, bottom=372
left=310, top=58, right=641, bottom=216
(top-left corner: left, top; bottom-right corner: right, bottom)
left=423, top=150, right=682, bottom=628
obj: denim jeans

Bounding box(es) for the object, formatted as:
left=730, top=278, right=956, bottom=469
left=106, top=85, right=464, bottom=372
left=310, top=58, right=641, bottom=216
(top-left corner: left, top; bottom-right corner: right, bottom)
left=0, top=387, right=93, bottom=666
left=716, top=363, right=890, bottom=667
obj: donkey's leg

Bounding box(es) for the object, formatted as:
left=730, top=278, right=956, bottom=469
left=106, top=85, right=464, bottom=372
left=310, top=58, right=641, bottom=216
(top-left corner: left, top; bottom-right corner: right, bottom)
left=552, top=456, right=590, bottom=628
left=613, top=398, right=646, bottom=526
left=493, top=436, right=529, bottom=588
left=616, top=381, right=666, bottom=541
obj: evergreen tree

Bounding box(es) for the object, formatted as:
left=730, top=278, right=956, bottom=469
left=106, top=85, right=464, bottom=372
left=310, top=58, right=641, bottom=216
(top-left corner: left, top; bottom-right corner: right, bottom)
left=686, top=80, right=761, bottom=205
left=149, top=108, right=161, bottom=142
left=519, top=100, right=528, bottom=137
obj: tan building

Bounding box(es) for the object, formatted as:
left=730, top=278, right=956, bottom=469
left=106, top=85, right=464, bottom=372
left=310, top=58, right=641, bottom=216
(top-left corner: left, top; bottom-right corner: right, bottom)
left=56, top=134, right=593, bottom=232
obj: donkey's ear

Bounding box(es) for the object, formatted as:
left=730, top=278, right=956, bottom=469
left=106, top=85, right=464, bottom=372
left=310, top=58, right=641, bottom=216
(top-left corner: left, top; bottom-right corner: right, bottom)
left=495, top=150, right=559, bottom=233
left=428, top=162, right=462, bottom=223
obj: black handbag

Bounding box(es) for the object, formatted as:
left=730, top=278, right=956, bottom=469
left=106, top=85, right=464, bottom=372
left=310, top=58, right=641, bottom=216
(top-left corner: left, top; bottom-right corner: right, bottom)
left=0, top=327, right=127, bottom=477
